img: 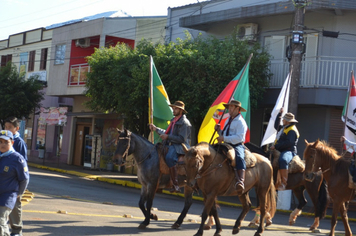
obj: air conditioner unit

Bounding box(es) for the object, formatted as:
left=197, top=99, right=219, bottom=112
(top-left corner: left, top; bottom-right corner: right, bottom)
left=237, top=23, right=258, bottom=41
left=75, top=38, right=90, bottom=48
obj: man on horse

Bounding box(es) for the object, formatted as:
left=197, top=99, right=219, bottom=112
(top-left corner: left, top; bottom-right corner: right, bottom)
left=270, top=108, right=299, bottom=191
left=214, top=100, right=247, bottom=194
left=149, top=100, right=191, bottom=193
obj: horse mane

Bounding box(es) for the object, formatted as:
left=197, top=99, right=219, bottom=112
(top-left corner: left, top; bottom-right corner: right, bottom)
left=315, top=140, right=351, bottom=174
left=315, top=140, right=340, bottom=161
left=130, top=131, right=155, bottom=146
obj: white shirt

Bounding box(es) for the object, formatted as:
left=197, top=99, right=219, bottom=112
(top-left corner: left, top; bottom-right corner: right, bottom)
left=344, top=138, right=356, bottom=152
left=222, top=114, right=247, bottom=145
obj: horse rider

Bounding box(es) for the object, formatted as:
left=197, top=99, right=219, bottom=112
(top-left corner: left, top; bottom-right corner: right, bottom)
left=149, top=100, right=191, bottom=193
left=270, top=108, right=299, bottom=191
left=214, top=100, right=247, bottom=194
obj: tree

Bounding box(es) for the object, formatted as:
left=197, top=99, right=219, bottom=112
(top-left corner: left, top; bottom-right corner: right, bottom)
left=85, top=32, right=272, bottom=140
left=0, top=62, right=44, bottom=127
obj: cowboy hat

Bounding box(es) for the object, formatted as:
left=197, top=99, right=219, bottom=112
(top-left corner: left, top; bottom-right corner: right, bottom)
left=283, top=112, right=298, bottom=123
left=169, top=100, right=187, bottom=113
left=223, top=100, right=247, bottom=112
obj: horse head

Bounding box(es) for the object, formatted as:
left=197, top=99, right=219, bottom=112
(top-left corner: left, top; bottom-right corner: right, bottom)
left=113, top=128, right=133, bottom=165
left=303, top=139, right=320, bottom=182
left=183, top=144, right=204, bottom=188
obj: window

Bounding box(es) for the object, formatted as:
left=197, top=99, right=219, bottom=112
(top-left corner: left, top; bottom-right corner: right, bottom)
left=55, top=44, right=66, bottom=65
left=40, top=48, right=48, bottom=70
left=1, top=54, right=12, bottom=67
left=69, top=64, right=90, bottom=85
left=28, top=50, right=35, bottom=72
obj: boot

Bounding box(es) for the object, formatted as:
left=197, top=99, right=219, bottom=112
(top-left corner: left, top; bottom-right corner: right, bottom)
left=277, top=169, right=289, bottom=191
left=169, top=166, right=180, bottom=193
left=234, top=168, right=245, bottom=194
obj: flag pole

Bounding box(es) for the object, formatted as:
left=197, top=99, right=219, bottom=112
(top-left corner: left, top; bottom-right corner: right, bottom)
left=149, top=56, right=154, bottom=143
left=209, top=53, right=253, bottom=144
left=342, top=70, right=354, bottom=152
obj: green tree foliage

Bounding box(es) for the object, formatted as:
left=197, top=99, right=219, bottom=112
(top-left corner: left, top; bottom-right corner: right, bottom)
left=0, top=62, right=44, bottom=127
left=85, top=32, right=271, bottom=138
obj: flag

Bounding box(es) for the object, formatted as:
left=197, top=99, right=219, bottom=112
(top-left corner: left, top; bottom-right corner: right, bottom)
left=198, top=56, right=251, bottom=143
left=261, top=73, right=291, bottom=146
left=341, top=71, right=356, bottom=153
left=149, top=56, right=173, bottom=143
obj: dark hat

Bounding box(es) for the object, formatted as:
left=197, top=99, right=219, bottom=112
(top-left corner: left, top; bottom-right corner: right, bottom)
left=169, top=100, right=187, bottom=113
left=0, top=130, right=13, bottom=140
left=223, top=100, right=247, bottom=112
left=283, top=112, right=298, bottom=123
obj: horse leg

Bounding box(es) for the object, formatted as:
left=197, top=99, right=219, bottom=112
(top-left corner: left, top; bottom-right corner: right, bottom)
left=138, top=186, right=156, bottom=229
left=172, top=186, right=194, bottom=229
left=329, top=201, right=340, bottom=236
left=210, top=203, right=222, bottom=236
left=233, top=193, right=251, bottom=234
left=289, top=187, right=306, bottom=225
left=255, top=189, right=268, bottom=236
left=203, top=215, right=215, bottom=230
left=339, top=202, right=352, bottom=236
left=194, top=195, right=216, bottom=236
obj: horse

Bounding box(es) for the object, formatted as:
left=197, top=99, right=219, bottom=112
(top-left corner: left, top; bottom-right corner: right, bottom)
left=113, top=129, right=196, bottom=229
left=183, top=142, right=276, bottom=236
left=245, top=142, right=328, bottom=230
left=304, top=139, right=356, bottom=236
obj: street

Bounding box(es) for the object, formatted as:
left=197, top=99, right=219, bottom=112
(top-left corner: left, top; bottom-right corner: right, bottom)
left=22, top=167, right=354, bottom=236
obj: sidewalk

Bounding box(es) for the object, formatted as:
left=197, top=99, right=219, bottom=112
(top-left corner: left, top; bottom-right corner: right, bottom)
left=27, top=155, right=356, bottom=222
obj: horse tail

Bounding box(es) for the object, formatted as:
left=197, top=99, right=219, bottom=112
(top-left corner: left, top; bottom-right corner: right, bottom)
left=266, top=182, right=277, bottom=219
left=316, top=179, right=329, bottom=219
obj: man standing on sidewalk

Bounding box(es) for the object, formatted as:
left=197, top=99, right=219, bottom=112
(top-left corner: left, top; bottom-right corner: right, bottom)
left=0, top=130, right=29, bottom=236
left=5, top=117, right=28, bottom=236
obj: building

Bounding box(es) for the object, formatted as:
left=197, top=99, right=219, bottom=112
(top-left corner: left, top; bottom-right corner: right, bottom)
left=0, top=27, right=73, bottom=161
left=46, top=15, right=167, bottom=168
left=166, top=0, right=356, bottom=153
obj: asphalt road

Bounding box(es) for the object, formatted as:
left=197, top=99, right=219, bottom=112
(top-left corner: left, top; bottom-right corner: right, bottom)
left=21, top=167, right=355, bottom=236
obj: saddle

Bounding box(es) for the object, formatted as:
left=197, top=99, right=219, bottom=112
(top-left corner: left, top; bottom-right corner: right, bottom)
left=348, top=159, right=356, bottom=189
left=271, top=149, right=305, bottom=174
left=156, top=143, right=185, bottom=176
left=213, top=143, right=256, bottom=168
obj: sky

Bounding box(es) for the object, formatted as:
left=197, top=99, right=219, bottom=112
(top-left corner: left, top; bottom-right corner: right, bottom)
left=0, top=0, right=201, bottom=40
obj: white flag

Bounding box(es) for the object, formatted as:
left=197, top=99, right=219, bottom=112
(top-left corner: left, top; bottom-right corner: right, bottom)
left=261, top=74, right=291, bottom=147
left=341, top=72, right=356, bottom=153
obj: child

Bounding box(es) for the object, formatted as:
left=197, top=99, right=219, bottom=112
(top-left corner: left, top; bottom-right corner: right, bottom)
left=4, top=117, right=28, bottom=236
left=0, top=130, right=29, bottom=236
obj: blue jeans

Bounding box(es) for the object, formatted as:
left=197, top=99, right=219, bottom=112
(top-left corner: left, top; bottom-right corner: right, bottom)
left=165, top=145, right=178, bottom=167
left=279, top=151, right=294, bottom=169
left=233, top=144, right=246, bottom=170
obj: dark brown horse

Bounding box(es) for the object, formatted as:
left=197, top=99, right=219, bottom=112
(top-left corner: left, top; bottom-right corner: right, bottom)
left=304, top=139, right=356, bottom=236
left=183, top=142, right=276, bottom=236
left=245, top=142, right=328, bottom=230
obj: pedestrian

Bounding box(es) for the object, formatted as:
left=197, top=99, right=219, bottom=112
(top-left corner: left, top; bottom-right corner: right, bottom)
left=149, top=100, right=191, bottom=193
left=214, top=100, right=247, bottom=194
left=5, top=117, right=28, bottom=236
left=0, top=130, right=29, bottom=236
left=270, top=108, right=299, bottom=191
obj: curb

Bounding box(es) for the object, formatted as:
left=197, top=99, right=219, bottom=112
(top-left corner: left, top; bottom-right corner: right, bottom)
left=28, top=162, right=356, bottom=222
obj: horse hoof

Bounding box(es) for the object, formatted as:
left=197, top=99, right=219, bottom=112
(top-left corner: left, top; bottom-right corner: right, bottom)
left=171, top=222, right=180, bottom=229
left=151, top=214, right=158, bottom=221
left=254, top=233, right=262, bottom=236
left=138, top=223, right=147, bottom=229
left=266, top=220, right=272, bottom=227
left=203, top=224, right=212, bottom=230
left=232, top=228, right=239, bottom=234
left=213, top=233, right=221, bottom=236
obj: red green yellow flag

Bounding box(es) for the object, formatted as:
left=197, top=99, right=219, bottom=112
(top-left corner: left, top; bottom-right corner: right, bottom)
left=198, top=56, right=251, bottom=144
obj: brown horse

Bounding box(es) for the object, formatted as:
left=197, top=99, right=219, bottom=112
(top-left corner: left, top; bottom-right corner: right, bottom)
left=183, top=142, right=276, bottom=236
left=304, top=139, right=356, bottom=236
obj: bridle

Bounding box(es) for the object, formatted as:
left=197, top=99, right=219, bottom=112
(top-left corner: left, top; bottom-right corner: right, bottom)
left=305, top=146, right=330, bottom=182
left=193, top=147, right=227, bottom=179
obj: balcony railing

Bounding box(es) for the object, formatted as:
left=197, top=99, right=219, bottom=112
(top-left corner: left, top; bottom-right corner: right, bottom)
left=69, top=63, right=90, bottom=86
left=269, top=56, right=356, bottom=88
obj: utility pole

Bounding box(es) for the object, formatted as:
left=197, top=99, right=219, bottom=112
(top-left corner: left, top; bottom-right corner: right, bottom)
left=289, top=0, right=307, bottom=116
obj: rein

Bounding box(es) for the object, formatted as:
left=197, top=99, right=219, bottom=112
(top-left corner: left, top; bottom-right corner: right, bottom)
left=195, top=145, right=227, bottom=179
left=117, top=133, right=155, bottom=166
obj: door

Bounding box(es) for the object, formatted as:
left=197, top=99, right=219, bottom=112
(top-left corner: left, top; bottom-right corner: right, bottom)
left=73, top=124, right=91, bottom=166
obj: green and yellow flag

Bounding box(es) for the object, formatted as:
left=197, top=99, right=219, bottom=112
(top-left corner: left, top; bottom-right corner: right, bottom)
left=149, top=56, right=173, bottom=143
